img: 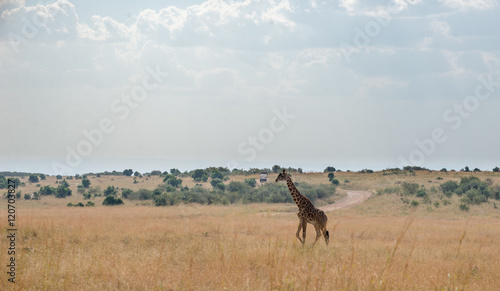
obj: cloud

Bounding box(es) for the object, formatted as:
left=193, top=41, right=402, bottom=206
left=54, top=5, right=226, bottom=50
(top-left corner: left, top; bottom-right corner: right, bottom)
left=0, top=0, right=81, bottom=43
left=439, top=0, right=498, bottom=10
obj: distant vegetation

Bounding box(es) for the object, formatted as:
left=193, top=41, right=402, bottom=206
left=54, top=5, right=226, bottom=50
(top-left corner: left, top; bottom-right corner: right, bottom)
left=134, top=181, right=336, bottom=207
left=377, top=176, right=500, bottom=211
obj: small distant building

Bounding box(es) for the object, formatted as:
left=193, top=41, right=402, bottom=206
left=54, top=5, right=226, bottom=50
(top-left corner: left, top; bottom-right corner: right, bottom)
left=260, top=171, right=268, bottom=183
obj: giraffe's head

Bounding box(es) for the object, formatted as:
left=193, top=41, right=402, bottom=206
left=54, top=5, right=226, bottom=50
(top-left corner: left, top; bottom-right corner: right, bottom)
left=275, top=169, right=288, bottom=182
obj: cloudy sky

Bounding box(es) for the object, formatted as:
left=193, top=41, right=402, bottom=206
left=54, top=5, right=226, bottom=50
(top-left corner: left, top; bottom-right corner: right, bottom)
left=1, top=0, right=499, bottom=175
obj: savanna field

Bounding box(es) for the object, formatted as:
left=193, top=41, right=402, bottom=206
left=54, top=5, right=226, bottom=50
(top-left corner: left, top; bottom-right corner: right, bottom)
left=2, top=170, right=500, bottom=290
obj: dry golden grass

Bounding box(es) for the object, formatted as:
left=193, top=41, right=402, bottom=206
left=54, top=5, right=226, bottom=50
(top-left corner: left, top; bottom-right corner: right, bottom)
left=3, top=170, right=500, bottom=289
left=1, top=201, right=500, bottom=290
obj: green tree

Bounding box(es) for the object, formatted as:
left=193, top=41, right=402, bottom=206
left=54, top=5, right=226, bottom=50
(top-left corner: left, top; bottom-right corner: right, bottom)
left=123, top=169, right=133, bottom=176
left=402, top=182, right=419, bottom=196
left=39, top=185, right=56, bottom=195
left=60, top=180, right=70, bottom=188
left=103, top=196, right=124, bottom=206
left=211, top=178, right=225, bottom=190
left=55, top=184, right=72, bottom=198
left=29, top=174, right=39, bottom=183
left=324, top=166, right=336, bottom=173
left=192, top=169, right=208, bottom=182
left=211, top=170, right=224, bottom=180
left=163, top=174, right=182, bottom=188
left=327, top=172, right=335, bottom=181
left=170, top=168, right=181, bottom=176
left=104, top=186, right=117, bottom=196
left=272, top=165, right=282, bottom=173
left=245, top=178, right=257, bottom=188
left=493, top=167, right=500, bottom=172
left=440, top=180, right=458, bottom=194
left=82, top=178, right=91, bottom=188
left=121, top=188, right=133, bottom=199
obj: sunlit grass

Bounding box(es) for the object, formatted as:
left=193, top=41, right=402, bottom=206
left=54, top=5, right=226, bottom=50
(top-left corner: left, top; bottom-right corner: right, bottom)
left=1, top=203, right=500, bottom=290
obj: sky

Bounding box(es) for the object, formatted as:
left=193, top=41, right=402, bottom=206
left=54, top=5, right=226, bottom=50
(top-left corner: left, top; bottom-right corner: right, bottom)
left=1, top=0, right=500, bottom=175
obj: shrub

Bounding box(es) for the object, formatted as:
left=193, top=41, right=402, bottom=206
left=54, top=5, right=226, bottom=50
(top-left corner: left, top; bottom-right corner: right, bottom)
left=459, top=203, right=470, bottom=211
left=411, top=200, right=419, bottom=207
left=163, top=175, right=182, bottom=187
left=327, top=172, right=335, bottom=181
left=86, top=201, right=95, bottom=207
left=29, top=175, right=39, bottom=183
left=128, top=189, right=153, bottom=200
left=402, top=182, right=419, bottom=196
left=416, top=189, right=427, bottom=197
left=39, top=185, right=56, bottom=196
left=103, top=196, right=124, bottom=206
left=82, top=178, right=91, bottom=188
left=121, top=188, right=133, bottom=199
left=245, top=178, right=257, bottom=188
left=331, top=179, right=340, bottom=186
left=104, top=186, right=117, bottom=196
left=24, top=193, right=31, bottom=200
left=439, top=181, right=458, bottom=197
left=55, top=185, right=72, bottom=198
left=227, top=181, right=249, bottom=193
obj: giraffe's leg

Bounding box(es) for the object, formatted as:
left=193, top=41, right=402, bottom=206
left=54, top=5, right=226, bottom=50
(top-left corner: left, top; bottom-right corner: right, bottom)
left=313, top=224, right=322, bottom=246
left=296, top=220, right=304, bottom=244
left=301, top=221, right=307, bottom=245
left=323, top=228, right=330, bottom=246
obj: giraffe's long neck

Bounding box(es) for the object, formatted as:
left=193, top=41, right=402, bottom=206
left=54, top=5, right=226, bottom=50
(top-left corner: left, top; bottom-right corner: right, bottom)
left=285, top=175, right=309, bottom=207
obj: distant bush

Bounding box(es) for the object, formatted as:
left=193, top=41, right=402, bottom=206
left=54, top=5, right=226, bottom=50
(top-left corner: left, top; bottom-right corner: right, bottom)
left=29, top=175, right=39, bottom=183
left=103, top=196, right=124, bottom=206
left=402, top=182, right=419, bottom=196
left=104, top=186, right=117, bottom=196
left=128, top=189, right=153, bottom=200
left=245, top=178, right=257, bottom=188
left=163, top=174, right=182, bottom=187
left=331, top=179, right=339, bottom=185
left=39, top=185, right=56, bottom=196
left=440, top=180, right=458, bottom=193
left=191, top=169, right=208, bottom=182
left=55, top=185, right=72, bottom=198
left=82, top=178, right=91, bottom=188
left=210, top=178, right=225, bottom=190
left=121, top=188, right=133, bottom=199
left=459, top=203, right=469, bottom=212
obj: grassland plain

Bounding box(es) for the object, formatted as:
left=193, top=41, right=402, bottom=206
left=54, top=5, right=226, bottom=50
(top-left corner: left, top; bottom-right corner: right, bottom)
left=2, top=170, right=500, bottom=290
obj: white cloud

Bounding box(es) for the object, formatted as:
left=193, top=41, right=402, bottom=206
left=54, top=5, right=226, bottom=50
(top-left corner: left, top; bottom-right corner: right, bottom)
left=440, top=0, right=498, bottom=10
left=78, top=15, right=131, bottom=41
left=1, top=0, right=500, bottom=173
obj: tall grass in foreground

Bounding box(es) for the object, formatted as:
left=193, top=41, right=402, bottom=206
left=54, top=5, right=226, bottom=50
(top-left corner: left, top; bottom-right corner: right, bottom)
left=1, top=204, right=500, bottom=290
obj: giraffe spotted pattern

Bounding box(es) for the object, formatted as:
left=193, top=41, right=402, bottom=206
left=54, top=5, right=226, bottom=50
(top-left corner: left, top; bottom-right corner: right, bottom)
left=275, top=170, right=329, bottom=246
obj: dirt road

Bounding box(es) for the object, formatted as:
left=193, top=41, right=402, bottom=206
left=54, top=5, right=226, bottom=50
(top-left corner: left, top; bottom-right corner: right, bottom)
left=319, top=190, right=372, bottom=212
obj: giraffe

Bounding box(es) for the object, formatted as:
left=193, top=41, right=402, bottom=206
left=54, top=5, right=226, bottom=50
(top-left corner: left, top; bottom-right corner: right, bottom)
left=275, top=169, right=329, bottom=246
